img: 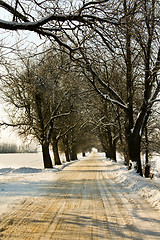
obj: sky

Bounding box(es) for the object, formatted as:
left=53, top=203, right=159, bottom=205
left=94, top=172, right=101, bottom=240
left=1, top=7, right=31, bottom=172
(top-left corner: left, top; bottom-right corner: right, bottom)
left=0, top=101, right=18, bottom=143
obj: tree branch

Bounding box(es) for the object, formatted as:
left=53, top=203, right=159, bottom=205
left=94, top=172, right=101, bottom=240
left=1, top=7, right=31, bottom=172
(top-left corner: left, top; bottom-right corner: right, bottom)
left=0, top=0, right=29, bottom=22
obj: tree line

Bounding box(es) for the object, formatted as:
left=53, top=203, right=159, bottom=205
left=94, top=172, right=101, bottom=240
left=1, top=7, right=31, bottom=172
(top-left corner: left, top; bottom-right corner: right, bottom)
left=0, top=143, right=18, bottom=153
left=0, top=142, right=38, bottom=153
left=0, top=0, right=160, bottom=176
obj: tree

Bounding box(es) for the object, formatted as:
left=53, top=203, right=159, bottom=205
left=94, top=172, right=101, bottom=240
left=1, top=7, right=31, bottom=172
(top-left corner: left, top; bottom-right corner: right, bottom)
left=1, top=58, right=53, bottom=167
left=1, top=48, right=73, bottom=167
left=0, top=0, right=116, bottom=53
left=141, top=103, right=160, bottom=177
left=71, top=0, right=160, bottom=175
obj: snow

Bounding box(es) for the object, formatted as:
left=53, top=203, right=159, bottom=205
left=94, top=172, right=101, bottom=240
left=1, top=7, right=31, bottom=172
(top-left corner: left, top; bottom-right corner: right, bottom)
left=0, top=152, right=81, bottom=216
left=0, top=152, right=159, bottom=218
left=103, top=152, right=160, bottom=211
left=150, top=154, right=160, bottom=178
left=112, top=164, right=160, bottom=210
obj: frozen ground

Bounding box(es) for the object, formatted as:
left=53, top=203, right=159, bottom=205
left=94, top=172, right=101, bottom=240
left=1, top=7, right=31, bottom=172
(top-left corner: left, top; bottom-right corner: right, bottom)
left=0, top=151, right=159, bottom=218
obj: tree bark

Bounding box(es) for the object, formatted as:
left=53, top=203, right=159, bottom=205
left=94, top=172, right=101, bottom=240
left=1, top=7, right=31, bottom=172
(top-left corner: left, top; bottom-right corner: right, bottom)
left=62, top=136, right=71, bottom=162
left=52, top=139, right=61, bottom=165
left=144, top=126, right=150, bottom=178
left=70, top=146, right=78, bottom=160
left=107, top=129, right=117, bottom=161
left=42, top=142, right=53, bottom=168
left=124, top=149, right=130, bottom=166
left=117, top=107, right=130, bottom=165
left=127, top=133, right=143, bottom=176
left=65, top=147, right=70, bottom=162
left=112, top=139, right=117, bottom=162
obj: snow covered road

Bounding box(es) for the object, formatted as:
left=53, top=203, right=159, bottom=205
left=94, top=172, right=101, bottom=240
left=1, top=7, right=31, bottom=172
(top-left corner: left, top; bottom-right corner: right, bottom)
left=0, top=153, right=160, bottom=239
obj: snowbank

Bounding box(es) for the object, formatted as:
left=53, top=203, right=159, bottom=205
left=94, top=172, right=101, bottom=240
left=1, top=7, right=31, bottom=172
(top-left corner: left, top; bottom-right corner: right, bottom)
left=114, top=166, right=160, bottom=210
left=101, top=153, right=160, bottom=211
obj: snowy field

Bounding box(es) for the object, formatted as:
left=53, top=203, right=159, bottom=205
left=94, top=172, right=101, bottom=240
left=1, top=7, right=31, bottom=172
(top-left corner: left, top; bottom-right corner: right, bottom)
left=0, top=152, right=159, bottom=217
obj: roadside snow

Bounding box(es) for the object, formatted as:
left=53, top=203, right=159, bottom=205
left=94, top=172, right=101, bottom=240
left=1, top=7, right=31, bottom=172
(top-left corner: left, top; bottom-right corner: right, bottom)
left=101, top=153, right=160, bottom=211
left=0, top=157, right=80, bottom=216
left=113, top=164, right=160, bottom=210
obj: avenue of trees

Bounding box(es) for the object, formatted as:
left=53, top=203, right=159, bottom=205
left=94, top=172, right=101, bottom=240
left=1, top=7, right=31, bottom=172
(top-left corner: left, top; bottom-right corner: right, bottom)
left=1, top=49, right=96, bottom=167
left=0, top=0, right=160, bottom=177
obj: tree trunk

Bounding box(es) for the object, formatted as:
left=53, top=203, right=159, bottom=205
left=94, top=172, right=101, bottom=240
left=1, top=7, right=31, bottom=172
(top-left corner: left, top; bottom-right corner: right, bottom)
left=42, top=142, right=53, bottom=168
left=65, top=147, right=70, bottom=162
left=82, top=152, right=86, bottom=157
left=107, top=129, right=117, bottom=162
left=101, top=141, right=108, bottom=158
left=112, top=139, right=117, bottom=162
left=117, top=107, right=130, bottom=166
left=123, top=147, right=130, bottom=166
left=144, top=127, right=150, bottom=178
left=127, top=133, right=143, bottom=176
left=70, top=146, right=77, bottom=160
left=145, top=164, right=150, bottom=178
left=62, top=136, right=70, bottom=162
left=52, top=139, right=61, bottom=165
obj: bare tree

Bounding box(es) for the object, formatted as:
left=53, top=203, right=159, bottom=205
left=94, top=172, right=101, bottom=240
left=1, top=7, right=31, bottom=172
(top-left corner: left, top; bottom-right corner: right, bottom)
left=72, top=0, right=160, bottom=175
left=1, top=49, right=73, bottom=167
left=0, top=0, right=116, bottom=53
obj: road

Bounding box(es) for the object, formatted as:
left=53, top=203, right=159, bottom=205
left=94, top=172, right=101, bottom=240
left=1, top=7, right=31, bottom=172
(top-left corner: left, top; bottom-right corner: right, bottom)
left=0, top=153, right=159, bottom=239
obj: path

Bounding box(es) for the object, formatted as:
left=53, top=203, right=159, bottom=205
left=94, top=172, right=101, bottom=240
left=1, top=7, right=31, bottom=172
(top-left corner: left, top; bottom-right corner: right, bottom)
left=0, top=153, right=159, bottom=239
